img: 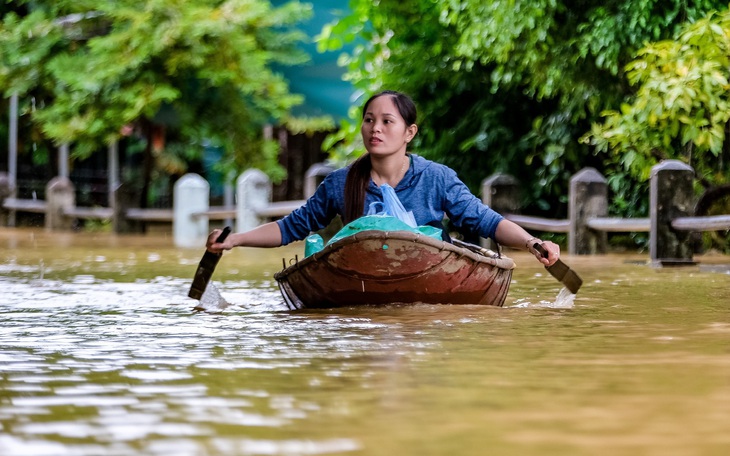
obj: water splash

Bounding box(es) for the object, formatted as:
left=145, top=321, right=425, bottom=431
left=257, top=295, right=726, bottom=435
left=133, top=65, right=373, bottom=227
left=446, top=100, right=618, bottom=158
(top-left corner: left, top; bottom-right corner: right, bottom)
left=510, top=287, right=576, bottom=309
left=551, top=287, right=576, bottom=308
left=193, top=283, right=230, bottom=312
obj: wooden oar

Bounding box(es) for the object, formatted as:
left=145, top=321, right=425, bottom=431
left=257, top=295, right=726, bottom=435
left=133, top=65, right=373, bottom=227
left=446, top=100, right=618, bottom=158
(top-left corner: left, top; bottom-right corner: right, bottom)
left=532, top=242, right=583, bottom=294
left=188, top=226, right=231, bottom=300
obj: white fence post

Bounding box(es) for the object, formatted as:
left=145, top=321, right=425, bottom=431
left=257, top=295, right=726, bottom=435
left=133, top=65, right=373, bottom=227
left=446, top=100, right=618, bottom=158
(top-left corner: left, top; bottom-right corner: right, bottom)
left=173, top=173, right=209, bottom=248
left=304, top=162, right=334, bottom=198
left=236, top=169, right=271, bottom=232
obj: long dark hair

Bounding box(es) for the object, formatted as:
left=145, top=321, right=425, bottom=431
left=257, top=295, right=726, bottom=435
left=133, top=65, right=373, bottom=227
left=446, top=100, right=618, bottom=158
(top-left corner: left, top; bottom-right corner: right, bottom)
left=343, top=91, right=417, bottom=223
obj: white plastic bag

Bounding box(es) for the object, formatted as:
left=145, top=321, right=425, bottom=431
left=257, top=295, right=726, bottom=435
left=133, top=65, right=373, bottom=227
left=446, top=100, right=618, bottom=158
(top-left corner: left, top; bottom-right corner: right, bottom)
left=366, top=184, right=417, bottom=228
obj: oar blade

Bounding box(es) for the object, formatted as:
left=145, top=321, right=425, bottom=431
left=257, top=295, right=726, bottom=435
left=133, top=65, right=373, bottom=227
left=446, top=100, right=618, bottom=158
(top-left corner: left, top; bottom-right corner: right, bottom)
left=547, top=261, right=583, bottom=294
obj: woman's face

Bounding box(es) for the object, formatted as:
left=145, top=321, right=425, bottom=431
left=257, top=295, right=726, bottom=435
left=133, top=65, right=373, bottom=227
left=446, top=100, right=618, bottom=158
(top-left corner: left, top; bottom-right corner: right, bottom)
left=360, top=96, right=416, bottom=158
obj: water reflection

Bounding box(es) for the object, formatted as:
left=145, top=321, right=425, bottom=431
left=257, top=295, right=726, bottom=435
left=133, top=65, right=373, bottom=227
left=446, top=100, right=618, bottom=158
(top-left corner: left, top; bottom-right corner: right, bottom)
left=1, top=228, right=729, bottom=456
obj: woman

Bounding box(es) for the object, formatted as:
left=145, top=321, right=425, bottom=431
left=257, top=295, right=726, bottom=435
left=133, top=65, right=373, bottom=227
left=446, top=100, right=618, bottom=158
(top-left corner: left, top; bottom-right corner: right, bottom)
left=207, top=90, right=560, bottom=266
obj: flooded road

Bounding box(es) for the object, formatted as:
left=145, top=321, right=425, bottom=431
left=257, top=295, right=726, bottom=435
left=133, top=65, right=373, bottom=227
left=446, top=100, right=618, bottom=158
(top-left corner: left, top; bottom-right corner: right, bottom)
left=1, top=228, right=729, bottom=455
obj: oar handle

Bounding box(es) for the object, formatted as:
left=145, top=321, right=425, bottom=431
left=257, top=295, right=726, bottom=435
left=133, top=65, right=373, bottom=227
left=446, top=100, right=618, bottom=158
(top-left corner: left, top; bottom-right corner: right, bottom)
left=214, top=226, right=232, bottom=246
left=532, top=242, right=549, bottom=259
left=532, top=241, right=583, bottom=294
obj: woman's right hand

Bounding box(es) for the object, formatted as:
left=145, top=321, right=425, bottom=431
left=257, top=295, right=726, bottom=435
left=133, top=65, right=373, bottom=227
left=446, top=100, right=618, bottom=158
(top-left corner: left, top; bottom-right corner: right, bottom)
left=206, top=229, right=232, bottom=254
left=527, top=239, right=560, bottom=266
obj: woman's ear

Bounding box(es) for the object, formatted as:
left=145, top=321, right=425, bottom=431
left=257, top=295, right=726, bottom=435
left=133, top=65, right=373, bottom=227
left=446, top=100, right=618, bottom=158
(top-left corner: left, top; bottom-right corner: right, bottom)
left=406, top=124, right=418, bottom=143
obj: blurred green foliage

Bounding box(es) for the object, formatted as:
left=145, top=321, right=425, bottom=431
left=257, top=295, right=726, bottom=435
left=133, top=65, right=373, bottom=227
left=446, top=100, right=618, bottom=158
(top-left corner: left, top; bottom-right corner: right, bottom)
left=584, top=8, right=730, bottom=251
left=0, top=0, right=313, bottom=184
left=318, top=0, right=727, bottom=224
left=584, top=8, right=730, bottom=190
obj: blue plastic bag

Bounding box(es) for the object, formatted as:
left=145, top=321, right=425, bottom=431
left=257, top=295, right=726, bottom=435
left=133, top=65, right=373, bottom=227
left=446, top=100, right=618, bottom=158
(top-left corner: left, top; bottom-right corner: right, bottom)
left=367, top=184, right=417, bottom=228
left=304, top=184, right=441, bottom=257
left=304, top=233, right=324, bottom=257
left=327, top=215, right=443, bottom=246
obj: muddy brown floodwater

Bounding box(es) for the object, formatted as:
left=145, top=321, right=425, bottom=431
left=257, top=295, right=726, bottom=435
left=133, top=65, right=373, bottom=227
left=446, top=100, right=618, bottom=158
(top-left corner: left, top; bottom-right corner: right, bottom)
left=1, top=227, right=729, bottom=456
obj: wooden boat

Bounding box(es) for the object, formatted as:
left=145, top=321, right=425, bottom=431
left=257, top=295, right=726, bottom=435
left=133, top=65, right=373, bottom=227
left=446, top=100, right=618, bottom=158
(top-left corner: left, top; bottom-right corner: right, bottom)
left=274, top=230, right=515, bottom=310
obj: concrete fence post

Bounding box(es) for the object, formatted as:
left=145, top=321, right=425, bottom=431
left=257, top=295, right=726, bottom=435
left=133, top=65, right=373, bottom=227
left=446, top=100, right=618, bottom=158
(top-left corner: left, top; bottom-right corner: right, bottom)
left=304, top=162, right=335, bottom=198
left=111, top=183, right=144, bottom=234
left=569, top=167, right=608, bottom=255
left=236, top=169, right=271, bottom=232
left=45, top=176, right=75, bottom=231
left=482, top=173, right=521, bottom=214
left=223, top=180, right=235, bottom=228
left=481, top=173, right=521, bottom=248
left=173, top=173, right=209, bottom=248
left=650, top=160, right=695, bottom=266
left=0, top=172, right=11, bottom=226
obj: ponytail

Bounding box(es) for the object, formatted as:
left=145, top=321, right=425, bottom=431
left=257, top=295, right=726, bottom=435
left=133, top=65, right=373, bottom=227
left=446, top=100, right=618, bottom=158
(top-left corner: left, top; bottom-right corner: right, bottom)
left=343, top=154, right=371, bottom=224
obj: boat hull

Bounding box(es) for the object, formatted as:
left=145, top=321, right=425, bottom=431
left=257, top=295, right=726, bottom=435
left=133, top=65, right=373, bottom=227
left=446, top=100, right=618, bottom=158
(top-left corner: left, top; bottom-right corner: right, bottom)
left=274, top=230, right=515, bottom=309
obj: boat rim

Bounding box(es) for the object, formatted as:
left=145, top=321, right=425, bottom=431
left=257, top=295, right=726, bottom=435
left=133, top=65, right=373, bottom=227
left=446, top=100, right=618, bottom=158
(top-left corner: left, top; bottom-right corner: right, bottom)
left=274, top=230, right=516, bottom=281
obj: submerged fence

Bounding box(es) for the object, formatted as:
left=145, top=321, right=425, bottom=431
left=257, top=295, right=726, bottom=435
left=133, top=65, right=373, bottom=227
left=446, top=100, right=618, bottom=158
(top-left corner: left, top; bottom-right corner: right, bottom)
left=0, top=163, right=334, bottom=248
left=2, top=159, right=729, bottom=264
left=483, top=160, right=730, bottom=265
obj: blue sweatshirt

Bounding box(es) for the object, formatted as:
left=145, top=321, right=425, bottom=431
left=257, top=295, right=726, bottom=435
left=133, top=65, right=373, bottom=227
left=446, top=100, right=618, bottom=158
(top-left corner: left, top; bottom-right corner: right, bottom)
left=276, top=154, right=504, bottom=245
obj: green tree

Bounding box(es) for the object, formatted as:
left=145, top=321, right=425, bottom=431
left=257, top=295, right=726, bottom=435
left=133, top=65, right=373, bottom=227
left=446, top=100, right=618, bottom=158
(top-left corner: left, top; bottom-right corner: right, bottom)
left=319, top=0, right=726, bottom=221
left=0, top=0, right=311, bottom=206
left=584, top=8, right=730, bottom=187
left=584, top=8, right=730, bottom=250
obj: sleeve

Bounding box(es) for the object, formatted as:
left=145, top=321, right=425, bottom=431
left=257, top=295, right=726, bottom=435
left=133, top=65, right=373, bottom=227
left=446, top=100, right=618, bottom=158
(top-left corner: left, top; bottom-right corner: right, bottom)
left=276, top=173, right=340, bottom=245
left=441, top=167, right=504, bottom=239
